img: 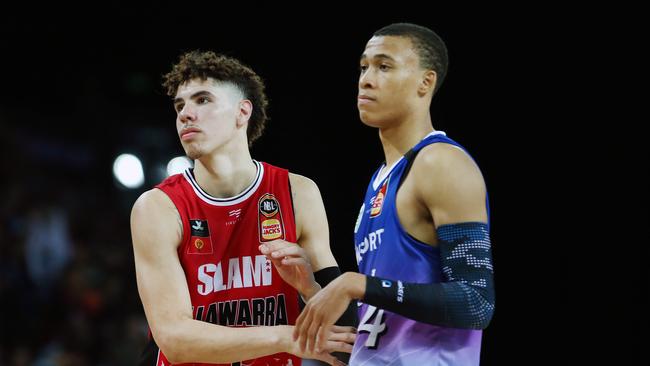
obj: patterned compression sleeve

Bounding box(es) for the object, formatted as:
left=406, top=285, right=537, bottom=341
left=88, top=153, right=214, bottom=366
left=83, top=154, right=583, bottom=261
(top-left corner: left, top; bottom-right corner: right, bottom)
left=363, top=222, right=495, bottom=329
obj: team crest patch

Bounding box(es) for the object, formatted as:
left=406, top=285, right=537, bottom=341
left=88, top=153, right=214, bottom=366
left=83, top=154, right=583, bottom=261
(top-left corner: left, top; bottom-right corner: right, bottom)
left=187, top=219, right=214, bottom=254
left=370, top=178, right=389, bottom=218
left=258, top=193, right=285, bottom=242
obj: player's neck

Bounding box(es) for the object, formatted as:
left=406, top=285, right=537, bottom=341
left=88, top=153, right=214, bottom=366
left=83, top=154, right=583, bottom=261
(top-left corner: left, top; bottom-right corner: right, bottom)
left=379, top=115, right=434, bottom=167
left=192, top=145, right=257, bottom=199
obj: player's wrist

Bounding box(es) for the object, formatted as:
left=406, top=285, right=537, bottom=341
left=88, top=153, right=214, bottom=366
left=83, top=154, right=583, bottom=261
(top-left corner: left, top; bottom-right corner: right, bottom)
left=274, top=325, right=294, bottom=354
left=341, top=272, right=366, bottom=300
left=301, top=281, right=321, bottom=301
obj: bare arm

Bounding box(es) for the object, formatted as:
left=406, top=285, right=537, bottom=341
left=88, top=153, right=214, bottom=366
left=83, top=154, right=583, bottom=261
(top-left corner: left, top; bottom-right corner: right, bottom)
left=295, top=143, right=494, bottom=352
left=132, top=189, right=296, bottom=364
left=289, top=173, right=339, bottom=272
left=261, top=174, right=340, bottom=300
left=417, top=143, right=488, bottom=227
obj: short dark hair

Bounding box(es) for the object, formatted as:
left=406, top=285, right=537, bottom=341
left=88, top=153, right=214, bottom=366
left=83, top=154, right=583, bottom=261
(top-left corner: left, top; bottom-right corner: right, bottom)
left=162, top=50, right=269, bottom=146
left=374, top=23, right=449, bottom=94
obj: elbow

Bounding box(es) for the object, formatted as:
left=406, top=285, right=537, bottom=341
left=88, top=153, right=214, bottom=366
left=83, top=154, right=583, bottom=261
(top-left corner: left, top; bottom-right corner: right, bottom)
left=154, top=326, right=187, bottom=364
left=470, top=285, right=495, bottom=330
left=474, top=302, right=495, bottom=330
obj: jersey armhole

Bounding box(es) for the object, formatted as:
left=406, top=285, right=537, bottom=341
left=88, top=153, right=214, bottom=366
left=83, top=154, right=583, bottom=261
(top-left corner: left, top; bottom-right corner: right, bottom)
left=286, top=173, right=298, bottom=240
left=153, top=187, right=190, bottom=251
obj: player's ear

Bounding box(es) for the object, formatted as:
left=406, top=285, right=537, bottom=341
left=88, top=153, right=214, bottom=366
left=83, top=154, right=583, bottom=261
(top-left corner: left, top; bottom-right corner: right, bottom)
left=418, top=70, right=437, bottom=96
left=236, top=99, right=253, bottom=128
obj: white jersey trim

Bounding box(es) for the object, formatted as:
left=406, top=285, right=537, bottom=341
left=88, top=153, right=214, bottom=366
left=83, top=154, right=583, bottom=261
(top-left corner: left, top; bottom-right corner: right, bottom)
left=183, top=160, right=264, bottom=206
left=372, top=131, right=446, bottom=190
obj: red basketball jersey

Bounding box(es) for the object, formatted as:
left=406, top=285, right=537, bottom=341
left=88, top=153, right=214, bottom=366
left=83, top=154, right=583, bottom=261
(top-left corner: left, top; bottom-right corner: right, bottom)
left=149, top=160, right=301, bottom=366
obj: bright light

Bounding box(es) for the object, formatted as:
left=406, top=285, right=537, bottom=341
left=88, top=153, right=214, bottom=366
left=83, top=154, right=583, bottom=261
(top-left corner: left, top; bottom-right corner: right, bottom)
left=167, top=156, right=192, bottom=176
left=113, top=153, right=144, bottom=188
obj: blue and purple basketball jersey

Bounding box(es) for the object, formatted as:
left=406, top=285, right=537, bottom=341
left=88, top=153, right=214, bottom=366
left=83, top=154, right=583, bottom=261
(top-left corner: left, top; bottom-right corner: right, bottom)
left=351, top=131, right=489, bottom=366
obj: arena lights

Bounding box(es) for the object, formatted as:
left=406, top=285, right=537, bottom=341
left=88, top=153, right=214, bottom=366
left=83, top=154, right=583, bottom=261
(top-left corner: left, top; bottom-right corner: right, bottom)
left=166, top=156, right=193, bottom=176
left=113, top=153, right=145, bottom=189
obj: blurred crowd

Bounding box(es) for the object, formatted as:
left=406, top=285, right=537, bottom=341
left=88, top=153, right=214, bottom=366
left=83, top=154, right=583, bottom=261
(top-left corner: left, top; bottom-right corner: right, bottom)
left=1, top=128, right=149, bottom=365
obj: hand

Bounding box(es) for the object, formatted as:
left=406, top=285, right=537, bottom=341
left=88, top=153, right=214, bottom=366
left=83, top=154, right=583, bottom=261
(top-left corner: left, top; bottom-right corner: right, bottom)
left=259, top=240, right=320, bottom=300
left=294, top=273, right=365, bottom=354
left=282, top=325, right=356, bottom=365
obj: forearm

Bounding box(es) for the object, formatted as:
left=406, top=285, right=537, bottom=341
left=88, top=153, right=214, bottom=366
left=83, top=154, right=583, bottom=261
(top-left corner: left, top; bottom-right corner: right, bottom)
left=364, top=277, right=494, bottom=329
left=158, top=319, right=291, bottom=364
left=313, top=267, right=360, bottom=324
left=362, top=222, right=495, bottom=329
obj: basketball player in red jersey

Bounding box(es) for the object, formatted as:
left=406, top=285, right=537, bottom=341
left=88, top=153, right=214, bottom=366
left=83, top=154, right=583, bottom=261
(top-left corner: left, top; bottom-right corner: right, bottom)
left=131, top=51, right=355, bottom=366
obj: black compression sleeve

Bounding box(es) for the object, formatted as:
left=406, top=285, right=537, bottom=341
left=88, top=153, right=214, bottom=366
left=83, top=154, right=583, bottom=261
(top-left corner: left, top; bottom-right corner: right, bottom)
left=313, top=266, right=359, bottom=327
left=301, top=266, right=357, bottom=364
left=363, top=222, right=495, bottom=329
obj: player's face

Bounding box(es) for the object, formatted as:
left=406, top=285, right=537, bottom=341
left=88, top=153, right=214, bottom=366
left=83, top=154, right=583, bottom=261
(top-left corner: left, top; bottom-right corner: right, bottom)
left=358, top=36, right=424, bottom=128
left=173, top=78, right=242, bottom=160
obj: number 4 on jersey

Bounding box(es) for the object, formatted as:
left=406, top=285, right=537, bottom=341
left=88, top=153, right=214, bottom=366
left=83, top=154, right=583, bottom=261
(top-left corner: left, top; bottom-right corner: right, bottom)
left=358, top=305, right=386, bottom=348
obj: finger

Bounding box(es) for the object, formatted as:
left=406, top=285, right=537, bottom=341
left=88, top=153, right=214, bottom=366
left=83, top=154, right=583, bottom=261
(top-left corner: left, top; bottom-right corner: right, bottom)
left=306, top=315, right=321, bottom=354
left=317, top=324, right=329, bottom=353
left=281, top=257, right=309, bottom=266
left=293, top=312, right=304, bottom=341
left=269, top=245, right=304, bottom=259
left=323, top=340, right=354, bottom=354
left=258, top=241, right=288, bottom=255
left=330, top=325, right=357, bottom=334
left=297, top=308, right=314, bottom=352
left=264, top=239, right=294, bottom=251
left=265, top=256, right=285, bottom=269
left=327, top=330, right=356, bottom=344
left=258, top=244, right=271, bottom=254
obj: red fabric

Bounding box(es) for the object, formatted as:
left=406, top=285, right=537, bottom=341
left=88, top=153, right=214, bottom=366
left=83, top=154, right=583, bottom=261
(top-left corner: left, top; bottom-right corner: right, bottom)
left=152, top=162, right=301, bottom=366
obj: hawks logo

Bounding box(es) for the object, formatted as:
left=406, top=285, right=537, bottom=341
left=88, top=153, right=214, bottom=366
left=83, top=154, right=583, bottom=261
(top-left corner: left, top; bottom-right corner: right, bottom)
left=370, top=178, right=389, bottom=218
left=188, top=219, right=214, bottom=254
left=258, top=194, right=285, bottom=242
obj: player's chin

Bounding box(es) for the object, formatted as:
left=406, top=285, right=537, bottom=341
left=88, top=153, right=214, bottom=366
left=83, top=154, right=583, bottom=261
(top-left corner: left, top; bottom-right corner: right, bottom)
left=184, top=146, right=203, bottom=160
left=359, top=113, right=384, bottom=128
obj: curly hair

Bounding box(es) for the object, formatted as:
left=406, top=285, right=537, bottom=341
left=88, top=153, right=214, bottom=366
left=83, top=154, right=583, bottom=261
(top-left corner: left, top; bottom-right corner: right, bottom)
left=163, top=50, right=269, bottom=145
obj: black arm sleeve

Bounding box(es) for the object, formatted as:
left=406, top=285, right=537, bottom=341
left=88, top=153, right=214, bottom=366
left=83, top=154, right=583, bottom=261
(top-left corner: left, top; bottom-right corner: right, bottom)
left=313, top=266, right=359, bottom=327
left=299, top=266, right=358, bottom=365
left=363, top=222, right=495, bottom=329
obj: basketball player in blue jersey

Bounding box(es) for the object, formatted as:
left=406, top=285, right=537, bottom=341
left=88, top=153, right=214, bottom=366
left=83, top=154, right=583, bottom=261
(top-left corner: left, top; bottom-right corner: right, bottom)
left=286, top=23, right=495, bottom=365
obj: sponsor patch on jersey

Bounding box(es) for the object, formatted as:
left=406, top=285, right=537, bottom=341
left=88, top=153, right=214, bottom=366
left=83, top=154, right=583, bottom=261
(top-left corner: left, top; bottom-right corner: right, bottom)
left=370, top=178, right=389, bottom=218
left=261, top=219, right=283, bottom=240
left=190, top=219, right=210, bottom=236
left=258, top=193, right=285, bottom=242
left=188, top=219, right=214, bottom=254
left=259, top=194, right=279, bottom=217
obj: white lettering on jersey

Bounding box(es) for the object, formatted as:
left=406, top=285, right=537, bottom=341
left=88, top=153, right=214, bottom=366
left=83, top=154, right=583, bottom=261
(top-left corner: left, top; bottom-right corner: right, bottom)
left=227, top=258, right=243, bottom=289
left=242, top=255, right=272, bottom=287
left=356, top=228, right=385, bottom=263
left=197, top=255, right=272, bottom=295
left=358, top=305, right=386, bottom=347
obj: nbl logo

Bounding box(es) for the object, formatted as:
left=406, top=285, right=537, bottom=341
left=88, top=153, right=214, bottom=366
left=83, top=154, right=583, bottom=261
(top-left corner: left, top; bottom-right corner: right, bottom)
left=258, top=193, right=284, bottom=242
left=259, top=195, right=279, bottom=217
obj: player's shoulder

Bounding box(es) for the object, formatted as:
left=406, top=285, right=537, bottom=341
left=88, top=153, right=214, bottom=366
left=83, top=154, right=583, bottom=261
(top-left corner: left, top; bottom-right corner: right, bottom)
left=413, top=142, right=484, bottom=188
left=288, top=172, right=320, bottom=197
left=131, top=188, right=183, bottom=250
left=156, top=171, right=186, bottom=190
left=131, top=188, right=177, bottom=220
left=417, top=142, right=475, bottom=170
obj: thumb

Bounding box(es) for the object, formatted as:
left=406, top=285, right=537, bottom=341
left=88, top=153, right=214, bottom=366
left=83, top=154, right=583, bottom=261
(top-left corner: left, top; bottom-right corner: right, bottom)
left=316, top=352, right=346, bottom=366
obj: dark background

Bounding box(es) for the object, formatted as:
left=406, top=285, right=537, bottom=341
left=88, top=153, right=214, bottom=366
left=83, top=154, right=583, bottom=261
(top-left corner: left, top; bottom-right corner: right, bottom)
left=0, top=4, right=645, bottom=365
